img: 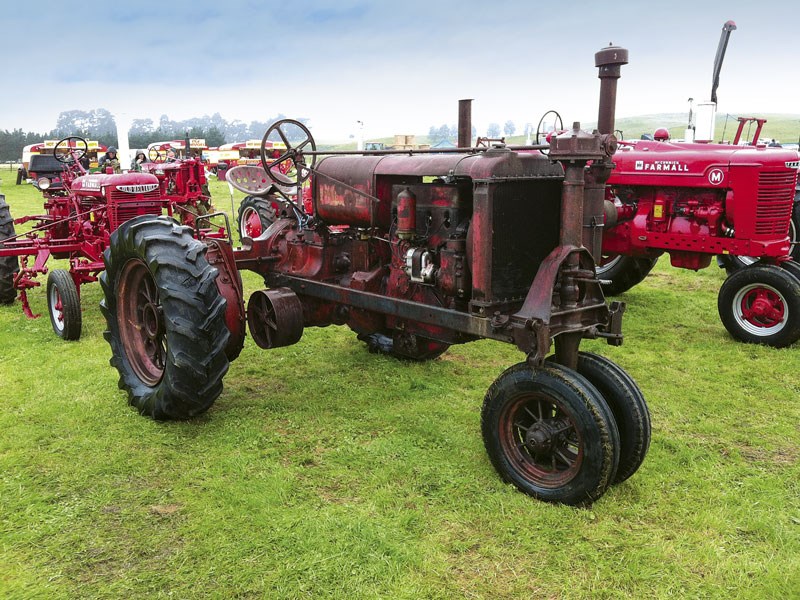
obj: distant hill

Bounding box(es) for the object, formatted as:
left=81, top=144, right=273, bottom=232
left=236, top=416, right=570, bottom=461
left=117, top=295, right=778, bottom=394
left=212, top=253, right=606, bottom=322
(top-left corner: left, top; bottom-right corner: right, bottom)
left=319, top=114, right=800, bottom=150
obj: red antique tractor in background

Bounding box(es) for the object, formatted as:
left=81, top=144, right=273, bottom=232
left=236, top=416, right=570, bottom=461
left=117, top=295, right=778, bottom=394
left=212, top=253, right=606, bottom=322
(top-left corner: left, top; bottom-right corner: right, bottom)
left=598, top=122, right=800, bottom=347
left=0, top=137, right=224, bottom=340
left=100, top=46, right=651, bottom=506
left=533, top=98, right=800, bottom=348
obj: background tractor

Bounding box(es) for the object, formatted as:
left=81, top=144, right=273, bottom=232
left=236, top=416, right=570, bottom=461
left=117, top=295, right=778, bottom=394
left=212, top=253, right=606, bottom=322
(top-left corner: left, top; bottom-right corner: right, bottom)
left=0, top=137, right=224, bottom=340
left=100, top=46, right=651, bottom=506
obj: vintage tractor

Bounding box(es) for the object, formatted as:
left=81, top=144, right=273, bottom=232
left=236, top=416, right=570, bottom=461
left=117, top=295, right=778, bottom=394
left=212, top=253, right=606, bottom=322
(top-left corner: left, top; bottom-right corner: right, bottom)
left=141, top=148, right=214, bottom=228
left=534, top=106, right=800, bottom=347
left=0, top=137, right=221, bottom=340
left=100, top=46, right=651, bottom=506
left=598, top=126, right=800, bottom=347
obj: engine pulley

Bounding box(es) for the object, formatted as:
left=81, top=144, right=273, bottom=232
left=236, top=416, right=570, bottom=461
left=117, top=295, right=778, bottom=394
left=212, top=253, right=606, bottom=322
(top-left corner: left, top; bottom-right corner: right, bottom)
left=247, top=287, right=304, bottom=349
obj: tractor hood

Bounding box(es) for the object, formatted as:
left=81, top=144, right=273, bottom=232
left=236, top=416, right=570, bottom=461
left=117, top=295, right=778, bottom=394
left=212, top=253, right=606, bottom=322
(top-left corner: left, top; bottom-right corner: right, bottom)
left=609, top=140, right=800, bottom=188
left=71, top=172, right=160, bottom=194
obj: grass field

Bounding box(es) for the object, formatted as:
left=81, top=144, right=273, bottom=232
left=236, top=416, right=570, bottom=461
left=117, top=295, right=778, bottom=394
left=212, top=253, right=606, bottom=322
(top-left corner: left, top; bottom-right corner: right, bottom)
left=1, top=168, right=799, bottom=599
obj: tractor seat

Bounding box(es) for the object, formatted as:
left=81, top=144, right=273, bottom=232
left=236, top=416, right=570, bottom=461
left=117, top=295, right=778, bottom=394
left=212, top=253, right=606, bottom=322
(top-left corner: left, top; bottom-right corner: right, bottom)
left=226, top=165, right=277, bottom=197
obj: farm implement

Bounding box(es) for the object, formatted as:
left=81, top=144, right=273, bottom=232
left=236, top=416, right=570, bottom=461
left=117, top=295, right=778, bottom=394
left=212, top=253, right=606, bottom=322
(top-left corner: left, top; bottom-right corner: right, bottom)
left=0, top=137, right=221, bottom=340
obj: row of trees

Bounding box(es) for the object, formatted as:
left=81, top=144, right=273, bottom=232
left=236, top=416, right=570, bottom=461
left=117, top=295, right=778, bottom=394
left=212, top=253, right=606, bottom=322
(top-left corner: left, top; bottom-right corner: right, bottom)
left=427, top=120, right=518, bottom=143
left=0, top=109, right=305, bottom=162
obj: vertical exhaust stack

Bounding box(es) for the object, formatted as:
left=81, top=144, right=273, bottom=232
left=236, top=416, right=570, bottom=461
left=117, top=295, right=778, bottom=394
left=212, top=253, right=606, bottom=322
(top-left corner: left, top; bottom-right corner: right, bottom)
left=582, top=45, right=629, bottom=262
left=595, top=45, right=629, bottom=135
left=458, top=99, right=473, bottom=148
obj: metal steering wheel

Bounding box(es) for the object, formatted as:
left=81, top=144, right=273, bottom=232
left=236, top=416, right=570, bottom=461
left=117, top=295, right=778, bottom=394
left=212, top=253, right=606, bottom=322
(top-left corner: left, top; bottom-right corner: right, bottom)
left=148, top=148, right=166, bottom=163
left=54, top=136, right=88, bottom=164
left=260, top=119, right=317, bottom=188
left=535, top=110, right=564, bottom=155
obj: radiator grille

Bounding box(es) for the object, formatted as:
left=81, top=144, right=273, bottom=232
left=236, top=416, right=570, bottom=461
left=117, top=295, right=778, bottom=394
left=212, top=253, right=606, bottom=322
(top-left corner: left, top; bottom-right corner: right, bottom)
left=756, top=171, right=797, bottom=235
left=109, top=189, right=163, bottom=229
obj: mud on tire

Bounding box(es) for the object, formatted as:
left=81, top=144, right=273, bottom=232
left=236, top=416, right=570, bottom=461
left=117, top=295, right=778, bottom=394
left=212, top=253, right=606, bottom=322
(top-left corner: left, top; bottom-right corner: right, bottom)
left=100, top=215, right=230, bottom=419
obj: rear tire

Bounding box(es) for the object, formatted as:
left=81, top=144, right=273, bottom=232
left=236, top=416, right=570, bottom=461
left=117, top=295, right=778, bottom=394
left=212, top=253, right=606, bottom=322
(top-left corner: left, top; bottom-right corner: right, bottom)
left=481, top=363, right=619, bottom=505
left=596, top=254, right=658, bottom=295
left=0, top=197, right=19, bottom=304
left=100, top=216, right=230, bottom=419
left=717, top=264, right=800, bottom=347
left=47, top=270, right=82, bottom=340
left=237, top=196, right=276, bottom=240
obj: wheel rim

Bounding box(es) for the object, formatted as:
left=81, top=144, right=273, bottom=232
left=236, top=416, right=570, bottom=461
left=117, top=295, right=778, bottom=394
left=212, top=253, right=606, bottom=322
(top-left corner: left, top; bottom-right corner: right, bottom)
left=595, top=254, right=622, bottom=276
left=732, top=282, right=788, bottom=335
left=117, top=259, right=166, bottom=386
left=49, top=285, right=64, bottom=332
left=499, top=392, right=583, bottom=488
left=240, top=207, right=262, bottom=238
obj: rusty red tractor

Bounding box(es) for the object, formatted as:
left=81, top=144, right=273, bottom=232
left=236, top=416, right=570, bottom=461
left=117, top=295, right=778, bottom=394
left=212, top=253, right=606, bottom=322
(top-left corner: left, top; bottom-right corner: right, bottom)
left=0, top=137, right=221, bottom=341
left=100, top=46, right=651, bottom=506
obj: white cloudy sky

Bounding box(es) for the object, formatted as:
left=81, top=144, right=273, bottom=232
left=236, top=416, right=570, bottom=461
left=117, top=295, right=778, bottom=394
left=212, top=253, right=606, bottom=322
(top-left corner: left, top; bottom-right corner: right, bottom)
left=2, top=0, right=798, bottom=142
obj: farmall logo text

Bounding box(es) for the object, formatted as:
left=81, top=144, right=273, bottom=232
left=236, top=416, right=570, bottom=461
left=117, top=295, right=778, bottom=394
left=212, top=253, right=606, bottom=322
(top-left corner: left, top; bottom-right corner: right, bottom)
left=79, top=176, right=103, bottom=190
left=117, top=184, right=159, bottom=194
left=786, top=160, right=800, bottom=169
left=634, top=160, right=689, bottom=172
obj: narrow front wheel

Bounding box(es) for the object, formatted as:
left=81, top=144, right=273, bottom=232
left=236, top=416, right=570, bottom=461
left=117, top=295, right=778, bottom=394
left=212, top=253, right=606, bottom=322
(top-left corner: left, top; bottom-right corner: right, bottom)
left=481, top=363, right=620, bottom=505
left=717, top=264, right=800, bottom=347
left=47, top=270, right=82, bottom=340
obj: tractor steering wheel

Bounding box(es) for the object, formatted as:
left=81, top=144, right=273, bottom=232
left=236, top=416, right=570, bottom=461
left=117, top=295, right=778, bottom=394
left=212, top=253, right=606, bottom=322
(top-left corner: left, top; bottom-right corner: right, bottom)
left=54, top=136, right=88, bottom=164
left=535, top=110, right=563, bottom=155
left=148, top=148, right=166, bottom=163
left=260, top=119, right=317, bottom=188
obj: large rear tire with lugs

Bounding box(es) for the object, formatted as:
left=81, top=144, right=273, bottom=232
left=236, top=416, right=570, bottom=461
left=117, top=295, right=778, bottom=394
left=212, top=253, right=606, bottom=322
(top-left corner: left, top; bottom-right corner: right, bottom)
left=100, top=215, right=230, bottom=420
left=0, top=196, right=19, bottom=304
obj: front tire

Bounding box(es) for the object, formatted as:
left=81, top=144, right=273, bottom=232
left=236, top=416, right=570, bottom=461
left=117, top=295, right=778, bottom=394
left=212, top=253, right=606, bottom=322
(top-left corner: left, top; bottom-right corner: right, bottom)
left=596, top=254, right=658, bottom=296
left=717, top=264, right=800, bottom=347
left=0, top=197, right=19, bottom=304
left=573, top=353, right=650, bottom=484
left=100, top=216, right=230, bottom=419
left=481, top=363, right=620, bottom=505
left=47, top=270, right=81, bottom=340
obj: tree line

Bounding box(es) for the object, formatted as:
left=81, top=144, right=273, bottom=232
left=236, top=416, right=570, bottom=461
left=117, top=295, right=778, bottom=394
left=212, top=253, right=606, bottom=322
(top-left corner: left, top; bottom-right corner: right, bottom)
left=428, top=120, right=518, bottom=143
left=0, top=108, right=307, bottom=162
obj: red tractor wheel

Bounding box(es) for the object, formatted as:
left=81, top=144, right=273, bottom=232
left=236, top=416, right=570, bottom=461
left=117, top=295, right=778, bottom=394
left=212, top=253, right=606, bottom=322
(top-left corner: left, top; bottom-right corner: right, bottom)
left=100, top=215, right=231, bottom=419
left=595, top=254, right=659, bottom=296
left=237, top=196, right=277, bottom=241
left=46, top=270, right=82, bottom=340
left=717, top=264, right=800, bottom=347
left=481, top=363, right=620, bottom=505
left=0, top=198, right=19, bottom=305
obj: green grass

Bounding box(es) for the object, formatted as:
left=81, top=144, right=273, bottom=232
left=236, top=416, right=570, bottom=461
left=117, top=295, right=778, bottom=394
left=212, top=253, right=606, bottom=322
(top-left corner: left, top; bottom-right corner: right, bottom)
left=1, top=170, right=799, bottom=599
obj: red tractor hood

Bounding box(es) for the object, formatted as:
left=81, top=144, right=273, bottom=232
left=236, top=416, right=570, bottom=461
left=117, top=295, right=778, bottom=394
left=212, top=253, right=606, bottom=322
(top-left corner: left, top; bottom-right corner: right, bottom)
left=609, top=140, right=800, bottom=188
left=71, top=172, right=160, bottom=194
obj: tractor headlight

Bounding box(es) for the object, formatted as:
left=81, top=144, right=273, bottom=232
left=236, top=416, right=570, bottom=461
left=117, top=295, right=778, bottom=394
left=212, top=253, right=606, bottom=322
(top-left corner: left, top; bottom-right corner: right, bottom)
left=37, top=177, right=51, bottom=190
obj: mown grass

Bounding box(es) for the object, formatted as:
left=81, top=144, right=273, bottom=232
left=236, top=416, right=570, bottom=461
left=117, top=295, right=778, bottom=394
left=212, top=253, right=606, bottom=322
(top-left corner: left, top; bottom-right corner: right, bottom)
left=1, top=169, right=799, bottom=599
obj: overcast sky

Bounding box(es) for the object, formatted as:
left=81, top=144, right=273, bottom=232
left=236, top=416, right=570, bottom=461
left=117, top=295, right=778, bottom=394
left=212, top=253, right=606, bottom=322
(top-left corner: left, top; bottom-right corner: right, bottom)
left=2, top=0, right=798, bottom=142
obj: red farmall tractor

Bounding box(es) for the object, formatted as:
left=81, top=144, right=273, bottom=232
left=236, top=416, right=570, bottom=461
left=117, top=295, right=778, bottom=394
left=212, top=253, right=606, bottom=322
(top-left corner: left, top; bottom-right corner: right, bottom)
left=0, top=137, right=222, bottom=340
left=141, top=147, right=214, bottom=227
left=597, top=124, right=800, bottom=347
left=100, top=46, right=651, bottom=506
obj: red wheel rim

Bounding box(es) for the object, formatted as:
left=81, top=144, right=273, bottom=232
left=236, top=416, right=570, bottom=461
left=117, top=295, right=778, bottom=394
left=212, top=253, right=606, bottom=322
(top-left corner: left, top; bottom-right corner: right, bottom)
left=49, top=286, right=64, bottom=332
left=498, top=392, right=583, bottom=488
left=241, top=207, right=262, bottom=238
left=117, top=259, right=166, bottom=386
left=735, top=284, right=786, bottom=332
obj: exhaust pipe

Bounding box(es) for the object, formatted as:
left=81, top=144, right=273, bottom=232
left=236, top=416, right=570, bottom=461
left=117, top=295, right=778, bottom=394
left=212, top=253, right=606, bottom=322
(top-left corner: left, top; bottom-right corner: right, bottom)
left=458, top=99, right=473, bottom=148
